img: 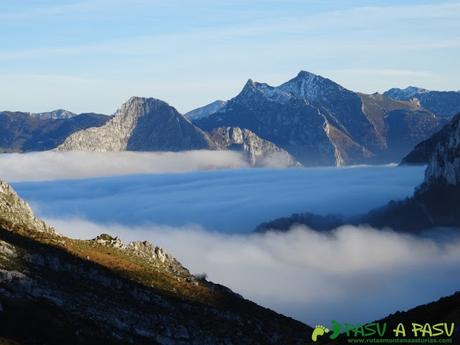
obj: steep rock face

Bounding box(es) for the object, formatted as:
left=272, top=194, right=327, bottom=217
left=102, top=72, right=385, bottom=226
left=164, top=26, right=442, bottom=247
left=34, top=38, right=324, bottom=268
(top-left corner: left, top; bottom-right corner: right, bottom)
left=58, top=97, right=216, bottom=152
left=424, top=114, right=460, bottom=186
left=0, top=112, right=109, bottom=152
left=0, top=180, right=311, bottom=344
left=185, top=100, right=227, bottom=120
left=402, top=113, right=459, bottom=165
left=0, top=181, right=54, bottom=234
left=210, top=127, right=301, bottom=167
left=194, top=71, right=441, bottom=166
left=384, top=87, right=460, bottom=118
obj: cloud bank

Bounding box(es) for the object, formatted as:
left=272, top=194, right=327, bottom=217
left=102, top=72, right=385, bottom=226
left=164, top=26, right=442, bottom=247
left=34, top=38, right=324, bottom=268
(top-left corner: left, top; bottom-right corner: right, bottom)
left=13, top=165, right=424, bottom=232
left=0, top=151, right=249, bottom=182
left=45, top=218, right=460, bottom=325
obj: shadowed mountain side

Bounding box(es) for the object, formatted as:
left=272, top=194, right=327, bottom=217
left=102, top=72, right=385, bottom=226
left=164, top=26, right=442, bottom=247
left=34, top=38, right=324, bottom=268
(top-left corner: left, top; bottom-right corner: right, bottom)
left=0, top=180, right=312, bottom=345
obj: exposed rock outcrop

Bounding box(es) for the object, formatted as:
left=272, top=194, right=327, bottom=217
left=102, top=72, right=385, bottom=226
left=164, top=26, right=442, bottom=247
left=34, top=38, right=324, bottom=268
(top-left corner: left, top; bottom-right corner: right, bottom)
left=210, top=127, right=301, bottom=167
left=58, top=97, right=216, bottom=152
left=0, top=181, right=54, bottom=234
left=424, top=113, right=460, bottom=186
left=93, top=234, right=190, bottom=276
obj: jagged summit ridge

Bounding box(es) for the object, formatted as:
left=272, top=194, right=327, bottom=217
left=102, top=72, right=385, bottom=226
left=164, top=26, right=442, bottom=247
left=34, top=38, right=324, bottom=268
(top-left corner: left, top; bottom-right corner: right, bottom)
left=234, top=70, right=346, bottom=105
left=58, top=96, right=216, bottom=152
left=194, top=69, right=440, bottom=166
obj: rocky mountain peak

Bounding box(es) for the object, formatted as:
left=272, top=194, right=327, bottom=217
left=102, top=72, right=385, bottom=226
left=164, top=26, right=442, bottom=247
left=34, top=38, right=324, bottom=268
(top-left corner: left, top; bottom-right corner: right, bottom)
left=278, top=70, right=346, bottom=102
left=0, top=180, right=55, bottom=234
left=58, top=96, right=215, bottom=152
left=236, top=79, right=292, bottom=105
left=117, top=96, right=173, bottom=120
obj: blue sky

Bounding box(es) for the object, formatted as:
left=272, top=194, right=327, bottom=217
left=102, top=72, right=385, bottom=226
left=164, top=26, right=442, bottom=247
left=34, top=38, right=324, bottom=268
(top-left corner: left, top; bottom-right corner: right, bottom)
left=1, top=0, right=459, bottom=114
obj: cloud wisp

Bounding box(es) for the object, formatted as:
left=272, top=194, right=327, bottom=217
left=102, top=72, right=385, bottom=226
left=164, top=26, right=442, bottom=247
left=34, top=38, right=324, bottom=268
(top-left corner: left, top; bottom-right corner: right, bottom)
left=45, top=218, right=460, bottom=326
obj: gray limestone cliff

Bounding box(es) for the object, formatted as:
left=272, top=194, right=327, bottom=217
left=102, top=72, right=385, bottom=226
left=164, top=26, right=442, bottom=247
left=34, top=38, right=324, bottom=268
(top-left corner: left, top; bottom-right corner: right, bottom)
left=58, top=97, right=216, bottom=152
left=0, top=181, right=54, bottom=234
left=210, top=127, right=301, bottom=167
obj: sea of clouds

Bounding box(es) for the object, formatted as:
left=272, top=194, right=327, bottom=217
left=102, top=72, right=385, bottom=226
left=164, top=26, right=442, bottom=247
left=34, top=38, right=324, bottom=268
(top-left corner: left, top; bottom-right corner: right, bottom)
left=7, top=152, right=425, bottom=232
left=2, top=151, right=458, bottom=325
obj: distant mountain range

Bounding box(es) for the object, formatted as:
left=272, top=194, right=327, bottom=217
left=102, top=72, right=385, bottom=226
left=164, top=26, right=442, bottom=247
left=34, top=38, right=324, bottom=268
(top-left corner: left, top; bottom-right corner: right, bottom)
left=384, top=86, right=460, bottom=118
left=193, top=71, right=447, bottom=166
left=2, top=71, right=460, bottom=166
left=30, top=109, right=77, bottom=120
left=256, top=113, right=460, bottom=233
left=0, top=111, right=109, bottom=152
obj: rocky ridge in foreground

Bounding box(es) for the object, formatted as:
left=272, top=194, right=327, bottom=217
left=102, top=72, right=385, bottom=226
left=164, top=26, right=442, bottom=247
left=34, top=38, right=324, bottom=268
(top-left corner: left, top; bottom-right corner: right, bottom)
left=0, top=179, right=311, bottom=345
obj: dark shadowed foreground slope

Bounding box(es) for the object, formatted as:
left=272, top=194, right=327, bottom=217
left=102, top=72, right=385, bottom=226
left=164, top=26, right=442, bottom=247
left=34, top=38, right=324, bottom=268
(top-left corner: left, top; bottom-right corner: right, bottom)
left=0, top=180, right=311, bottom=345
